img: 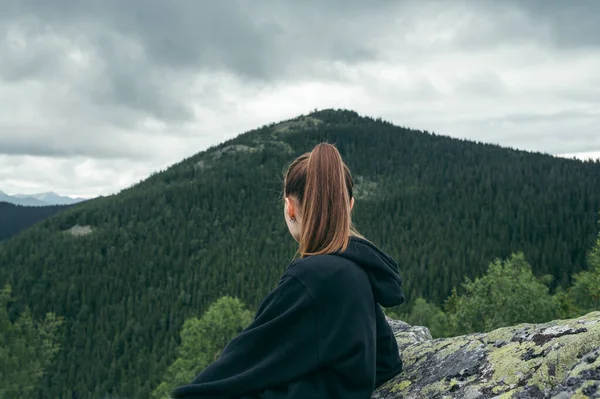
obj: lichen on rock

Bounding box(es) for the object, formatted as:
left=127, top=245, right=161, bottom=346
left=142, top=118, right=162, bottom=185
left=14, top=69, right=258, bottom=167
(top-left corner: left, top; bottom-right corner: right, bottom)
left=374, top=311, right=600, bottom=398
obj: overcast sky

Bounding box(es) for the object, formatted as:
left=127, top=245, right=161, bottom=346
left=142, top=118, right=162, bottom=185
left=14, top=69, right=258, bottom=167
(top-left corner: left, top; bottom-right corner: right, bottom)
left=1, top=0, right=599, bottom=198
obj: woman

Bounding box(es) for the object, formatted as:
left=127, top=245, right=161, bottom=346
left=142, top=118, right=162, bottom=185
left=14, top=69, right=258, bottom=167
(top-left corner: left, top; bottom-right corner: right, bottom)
left=172, top=143, right=405, bottom=399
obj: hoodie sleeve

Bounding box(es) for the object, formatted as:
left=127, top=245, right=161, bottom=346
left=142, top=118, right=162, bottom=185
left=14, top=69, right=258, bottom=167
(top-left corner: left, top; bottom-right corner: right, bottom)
left=171, top=273, right=319, bottom=399
left=374, top=306, right=403, bottom=388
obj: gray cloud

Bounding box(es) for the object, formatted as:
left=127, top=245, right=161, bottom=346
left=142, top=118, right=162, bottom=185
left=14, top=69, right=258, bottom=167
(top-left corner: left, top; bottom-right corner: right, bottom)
left=0, top=0, right=400, bottom=130
left=507, top=0, right=600, bottom=49
left=2, top=0, right=598, bottom=125
left=464, top=110, right=600, bottom=154
left=2, top=0, right=390, bottom=79
left=0, top=126, right=147, bottom=159
left=0, top=154, right=163, bottom=197
left=0, top=0, right=599, bottom=196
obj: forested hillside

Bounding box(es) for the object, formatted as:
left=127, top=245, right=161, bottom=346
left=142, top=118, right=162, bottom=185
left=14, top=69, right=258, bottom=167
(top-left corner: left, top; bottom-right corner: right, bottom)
left=0, top=109, right=599, bottom=398
left=0, top=202, right=71, bottom=241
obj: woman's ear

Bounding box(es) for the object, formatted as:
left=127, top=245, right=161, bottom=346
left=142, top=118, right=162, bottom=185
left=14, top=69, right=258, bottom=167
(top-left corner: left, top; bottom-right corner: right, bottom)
left=285, top=197, right=296, bottom=219
left=350, top=197, right=355, bottom=211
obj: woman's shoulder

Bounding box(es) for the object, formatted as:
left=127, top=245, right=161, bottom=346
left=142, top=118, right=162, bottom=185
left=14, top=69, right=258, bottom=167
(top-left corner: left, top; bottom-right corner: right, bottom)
left=286, top=254, right=370, bottom=295
left=288, top=253, right=353, bottom=273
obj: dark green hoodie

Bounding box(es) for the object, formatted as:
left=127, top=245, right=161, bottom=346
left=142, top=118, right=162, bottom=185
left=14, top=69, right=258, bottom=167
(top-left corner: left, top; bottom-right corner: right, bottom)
left=171, top=236, right=405, bottom=399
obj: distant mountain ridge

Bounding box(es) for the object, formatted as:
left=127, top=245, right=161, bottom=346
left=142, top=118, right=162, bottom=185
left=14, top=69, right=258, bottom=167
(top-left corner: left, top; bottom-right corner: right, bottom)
left=0, top=190, right=87, bottom=206
left=0, top=201, right=73, bottom=241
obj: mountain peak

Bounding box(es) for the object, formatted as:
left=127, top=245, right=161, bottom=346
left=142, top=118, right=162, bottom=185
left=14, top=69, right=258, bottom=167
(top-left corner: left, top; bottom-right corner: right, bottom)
left=1, top=191, right=87, bottom=206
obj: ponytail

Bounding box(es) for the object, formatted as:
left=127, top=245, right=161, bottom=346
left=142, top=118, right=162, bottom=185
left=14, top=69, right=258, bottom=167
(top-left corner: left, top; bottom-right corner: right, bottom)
left=284, top=143, right=361, bottom=257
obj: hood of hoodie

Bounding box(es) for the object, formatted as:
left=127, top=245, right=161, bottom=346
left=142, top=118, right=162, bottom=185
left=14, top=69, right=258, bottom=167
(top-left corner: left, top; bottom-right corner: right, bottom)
left=334, top=236, right=405, bottom=307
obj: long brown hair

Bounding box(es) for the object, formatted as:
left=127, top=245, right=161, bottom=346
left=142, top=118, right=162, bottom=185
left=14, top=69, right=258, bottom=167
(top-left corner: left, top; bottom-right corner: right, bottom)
left=284, top=143, right=363, bottom=257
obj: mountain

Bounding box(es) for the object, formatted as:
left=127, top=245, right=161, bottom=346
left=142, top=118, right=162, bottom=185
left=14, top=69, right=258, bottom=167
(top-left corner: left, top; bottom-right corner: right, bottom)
left=0, top=190, right=87, bottom=206
left=0, top=202, right=73, bottom=241
left=0, top=109, right=599, bottom=398
left=14, top=191, right=88, bottom=206
left=0, top=190, right=48, bottom=206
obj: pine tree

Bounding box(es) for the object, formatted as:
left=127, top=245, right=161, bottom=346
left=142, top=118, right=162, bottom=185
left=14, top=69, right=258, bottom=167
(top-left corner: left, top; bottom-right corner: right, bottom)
left=152, top=296, right=253, bottom=398
left=0, top=284, right=63, bottom=398
left=444, top=253, right=559, bottom=336
left=569, top=225, right=600, bottom=313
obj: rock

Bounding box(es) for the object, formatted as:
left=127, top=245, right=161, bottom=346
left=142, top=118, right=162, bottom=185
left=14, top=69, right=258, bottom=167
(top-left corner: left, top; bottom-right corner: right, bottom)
left=374, top=311, right=600, bottom=398
left=548, top=347, right=600, bottom=398
left=65, top=225, right=93, bottom=236
left=272, top=116, right=323, bottom=135
left=385, top=316, right=433, bottom=351
left=353, top=176, right=380, bottom=201
left=211, top=145, right=258, bottom=159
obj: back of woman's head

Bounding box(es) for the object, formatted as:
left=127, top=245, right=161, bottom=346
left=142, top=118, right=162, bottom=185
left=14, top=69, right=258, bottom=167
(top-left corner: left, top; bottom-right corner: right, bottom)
left=284, top=143, right=359, bottom=257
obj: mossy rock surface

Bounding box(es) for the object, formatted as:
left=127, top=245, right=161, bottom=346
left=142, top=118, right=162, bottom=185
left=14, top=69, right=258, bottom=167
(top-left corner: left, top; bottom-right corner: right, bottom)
left=374, top=312, right=600, bottom=398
